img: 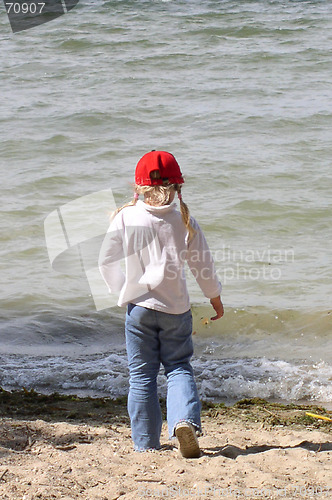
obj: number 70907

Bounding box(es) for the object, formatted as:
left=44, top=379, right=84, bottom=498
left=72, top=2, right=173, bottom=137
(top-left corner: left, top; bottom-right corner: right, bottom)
left=5, top=3, right=46, bottom=14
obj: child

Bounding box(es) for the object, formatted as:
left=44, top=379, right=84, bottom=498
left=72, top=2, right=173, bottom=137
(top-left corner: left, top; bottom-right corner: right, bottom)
left=99, top=151, right=223, bottom=458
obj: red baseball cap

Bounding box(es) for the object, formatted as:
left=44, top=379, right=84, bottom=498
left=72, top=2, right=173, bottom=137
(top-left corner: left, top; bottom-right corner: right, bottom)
left=135, top=151, right=184, bottom=186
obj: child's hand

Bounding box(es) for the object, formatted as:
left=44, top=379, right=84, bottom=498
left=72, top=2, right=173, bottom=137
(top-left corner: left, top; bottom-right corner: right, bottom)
left=210, top=296, right=224, bottom=320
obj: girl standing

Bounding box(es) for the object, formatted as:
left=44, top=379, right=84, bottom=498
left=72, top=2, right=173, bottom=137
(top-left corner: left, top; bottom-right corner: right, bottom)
left=99, top=151, right=223, bottom=457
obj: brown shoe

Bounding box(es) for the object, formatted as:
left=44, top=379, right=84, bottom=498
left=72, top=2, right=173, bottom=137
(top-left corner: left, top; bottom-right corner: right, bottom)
left=175, top=422, right=201, bottom=458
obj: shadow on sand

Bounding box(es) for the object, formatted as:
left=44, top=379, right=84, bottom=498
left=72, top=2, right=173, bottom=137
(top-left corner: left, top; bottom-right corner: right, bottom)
left=203, top=440, right=332, bottom=459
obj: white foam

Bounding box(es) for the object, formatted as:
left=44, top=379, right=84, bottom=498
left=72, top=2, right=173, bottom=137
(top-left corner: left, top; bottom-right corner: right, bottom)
left=193, top=357, right=332, bottom=404
left=0, top=353, right=331, bottom=405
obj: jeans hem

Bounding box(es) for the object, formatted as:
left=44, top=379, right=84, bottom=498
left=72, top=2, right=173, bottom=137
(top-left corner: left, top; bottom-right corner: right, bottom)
left=171, top=419, right=202, bottom=438
left=134, top=446, right=161, bottom=452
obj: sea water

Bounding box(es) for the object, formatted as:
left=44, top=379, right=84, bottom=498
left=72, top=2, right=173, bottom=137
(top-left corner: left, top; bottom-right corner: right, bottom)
left=1, top=0, right=331, bottom=406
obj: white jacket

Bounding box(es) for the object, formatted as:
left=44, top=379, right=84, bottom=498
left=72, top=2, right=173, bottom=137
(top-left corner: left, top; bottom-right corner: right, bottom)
left=99, top=200, right=222, bottom=314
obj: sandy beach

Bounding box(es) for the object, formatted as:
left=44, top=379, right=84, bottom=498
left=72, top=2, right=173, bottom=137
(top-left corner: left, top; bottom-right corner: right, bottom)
left=0, top=390, right=331, bottom=499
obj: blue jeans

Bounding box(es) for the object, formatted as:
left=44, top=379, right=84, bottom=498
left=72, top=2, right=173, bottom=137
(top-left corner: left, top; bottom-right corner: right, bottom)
left=125, top=303, right=201, bottom=451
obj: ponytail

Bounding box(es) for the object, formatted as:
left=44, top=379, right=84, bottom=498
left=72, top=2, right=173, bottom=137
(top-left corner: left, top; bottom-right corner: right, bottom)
left=176, top=185, right=196, bottom=243
left=109, top=191, right=138, bottom=221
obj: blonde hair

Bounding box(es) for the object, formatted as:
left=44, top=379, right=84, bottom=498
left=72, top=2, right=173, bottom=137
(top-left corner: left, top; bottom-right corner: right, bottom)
left=110, top=179, right=196, bottom=242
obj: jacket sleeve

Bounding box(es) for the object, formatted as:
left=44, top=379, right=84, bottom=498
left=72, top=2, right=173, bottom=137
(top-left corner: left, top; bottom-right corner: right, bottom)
left=186, top=217, right=222, bottom=299
left=98, top=215, right=126, bottom=293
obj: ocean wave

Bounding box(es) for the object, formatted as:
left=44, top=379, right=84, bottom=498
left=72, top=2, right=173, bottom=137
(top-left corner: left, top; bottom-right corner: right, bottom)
left=0, top=353, right=330, bottom=406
